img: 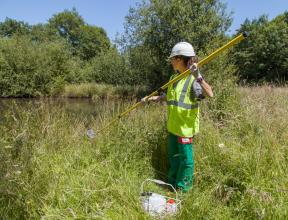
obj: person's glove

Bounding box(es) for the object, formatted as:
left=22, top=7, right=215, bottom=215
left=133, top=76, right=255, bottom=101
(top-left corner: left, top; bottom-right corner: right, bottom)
left=189, top=63, right=202, bottom=79
left=189, top=63, right=197, bottom=73
left=141, top=94, right=164, bottom=102
left=141, top=96, right=159, bottom=102
left=141, top=96, right=149, bottom=102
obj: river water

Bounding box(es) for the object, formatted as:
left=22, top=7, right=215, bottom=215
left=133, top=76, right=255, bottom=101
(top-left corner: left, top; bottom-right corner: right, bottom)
left=0, top=98, right=129, bottom=128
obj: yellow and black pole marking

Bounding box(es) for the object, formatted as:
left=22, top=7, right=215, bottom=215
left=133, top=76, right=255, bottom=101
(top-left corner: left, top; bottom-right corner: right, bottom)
left=93, top=32, right=248, bottom=136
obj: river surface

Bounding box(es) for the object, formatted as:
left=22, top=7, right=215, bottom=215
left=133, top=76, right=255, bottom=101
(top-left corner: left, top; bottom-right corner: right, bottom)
left=0, top=98, right=129, bottom=127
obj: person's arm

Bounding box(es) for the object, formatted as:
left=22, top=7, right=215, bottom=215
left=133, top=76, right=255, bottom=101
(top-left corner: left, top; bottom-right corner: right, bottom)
left=198, top=79, right=213, bottom=98
left=190, top=63, right=213, bottom=98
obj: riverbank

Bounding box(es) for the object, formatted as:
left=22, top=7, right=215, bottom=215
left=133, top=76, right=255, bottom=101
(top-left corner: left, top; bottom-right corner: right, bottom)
left=60, top=83, right=149, bottom=100
left=0, top=86, right=287, bottom=219
left=0, top=83, right=149, bottom=100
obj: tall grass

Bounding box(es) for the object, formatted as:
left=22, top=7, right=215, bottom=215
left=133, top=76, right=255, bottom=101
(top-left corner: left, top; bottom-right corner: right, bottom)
left=0, top=86, right=287, bottom=219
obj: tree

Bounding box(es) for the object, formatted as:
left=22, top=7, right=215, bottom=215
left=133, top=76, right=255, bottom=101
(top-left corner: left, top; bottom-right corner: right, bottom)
left=0, top=18, right=30, bottom=37
left=30, top=23, right=61, bottom=43
left=0, top=36, right=82, bottom=97
left=119, top=0, right=240, bottom=122
left=78, top=25, right=110, bottom=60
left=84, top=47, right=130, bottom=85
left=120, top=0, right=232, bottom=87
left=48, top=8, right=85, bottom=47
left=233, top=12, right=288, bottom=83
left=48, top=8, right=110, bottom=60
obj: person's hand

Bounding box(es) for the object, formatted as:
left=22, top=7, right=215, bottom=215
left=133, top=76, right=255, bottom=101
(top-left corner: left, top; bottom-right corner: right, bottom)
left=189, top=63, right=199, bottom=78
left=141, top=96, right=148, bottom=102
left=190, top=63, right=198, bottom=72
left=150, top=96, right=161, bottom=101
left=141, top=96, right=161, bottom=102
left=189, top=63, right=204, bottom=80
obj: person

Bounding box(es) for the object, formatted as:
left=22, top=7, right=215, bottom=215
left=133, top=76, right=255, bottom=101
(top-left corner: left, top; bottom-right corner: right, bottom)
left=142, top=42, right=213, bottom=192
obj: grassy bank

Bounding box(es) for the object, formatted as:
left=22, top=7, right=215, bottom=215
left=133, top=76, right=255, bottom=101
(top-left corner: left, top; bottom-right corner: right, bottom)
left=0, top=86, right=287, bottom=219
left=60, top=83, right=149, bottom=100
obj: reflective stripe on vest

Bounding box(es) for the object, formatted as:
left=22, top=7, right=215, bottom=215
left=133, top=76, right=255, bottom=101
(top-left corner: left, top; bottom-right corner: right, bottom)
left=167, top=100, right=199, bottom=109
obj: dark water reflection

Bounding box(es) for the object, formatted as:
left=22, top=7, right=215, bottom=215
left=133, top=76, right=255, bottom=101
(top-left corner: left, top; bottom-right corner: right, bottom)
left=0, top=98, right=127, bottom=127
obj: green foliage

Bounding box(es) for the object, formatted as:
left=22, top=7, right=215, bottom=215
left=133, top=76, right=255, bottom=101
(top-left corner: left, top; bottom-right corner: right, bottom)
left=0, top=8, right=114, bottom=97
left=0, top=9, right=111, bottom=61
left=77, top=25, right=110, bottom=60
left=0, top=36, right=82, bottom=97
left=124, top=45, right=165, bottom=88
left=1, top=4, right=286, bottom=98
left=202, top=52, right=239, bottom=123
left=30, top=23, right=61, bottom=43
left=124, top=0, right=232, bottom=54
left=233, top=12, right=288, bottom=83
left=0, top=18, right=30, bottom=37
left=48, top=8, right=85, bottom=45
left=120, top=0, right=232, bottom=87
left=48, top=8, right=110, bottom=60
left=83, top=47, right=133, bottom=85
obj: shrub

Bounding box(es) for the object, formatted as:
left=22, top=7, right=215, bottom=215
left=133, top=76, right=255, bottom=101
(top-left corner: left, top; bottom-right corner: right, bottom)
left=0, top=36, right=82, bottom=97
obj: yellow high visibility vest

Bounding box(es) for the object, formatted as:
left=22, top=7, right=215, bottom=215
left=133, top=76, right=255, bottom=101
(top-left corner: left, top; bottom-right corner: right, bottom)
left=166, top=73, right=200, bottom=137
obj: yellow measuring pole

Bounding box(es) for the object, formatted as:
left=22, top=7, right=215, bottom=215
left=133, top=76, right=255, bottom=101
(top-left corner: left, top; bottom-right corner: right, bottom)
left=95, top=32, right=247, bottom=135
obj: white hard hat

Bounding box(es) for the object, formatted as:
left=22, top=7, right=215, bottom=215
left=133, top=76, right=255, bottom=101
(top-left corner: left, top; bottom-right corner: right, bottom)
left=168, top=42, right=195, bottom=59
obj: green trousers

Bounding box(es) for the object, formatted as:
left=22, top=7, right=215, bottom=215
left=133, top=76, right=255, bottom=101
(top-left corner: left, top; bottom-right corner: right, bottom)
left=168, top=133, right=194, bottom=192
